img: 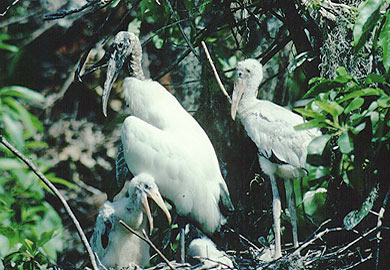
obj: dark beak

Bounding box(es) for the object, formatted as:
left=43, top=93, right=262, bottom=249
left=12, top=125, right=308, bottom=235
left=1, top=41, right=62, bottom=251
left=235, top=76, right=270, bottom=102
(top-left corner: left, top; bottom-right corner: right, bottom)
left=102, top=49, right=126, bottom=117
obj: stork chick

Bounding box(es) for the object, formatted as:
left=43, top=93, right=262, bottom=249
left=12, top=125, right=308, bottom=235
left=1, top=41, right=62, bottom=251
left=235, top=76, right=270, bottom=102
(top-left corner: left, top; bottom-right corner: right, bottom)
left=231, top=59, right=320, bottom=259
left=101, top=31, right=234, bottom=262
left=188, top=238, right=233, bottom=269
left=90, top=173, right=171, bottom=269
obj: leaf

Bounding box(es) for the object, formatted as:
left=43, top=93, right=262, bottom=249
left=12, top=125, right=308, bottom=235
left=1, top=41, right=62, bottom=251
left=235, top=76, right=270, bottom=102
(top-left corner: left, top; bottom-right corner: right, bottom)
left=46, top=175, right=77, bottom=190
left=315, top=101, right=344, bottom=117
left=294, top=118, right=327, bottom=130
left=0, top=158, right=25, bottom=170
left=303, top=188, right=327, bottom=217
left=344, top=185, right=379, bottom=230
left=4, top=97, right=37, bottom=137
left=2, top=114, right=24, bottom=149
left=344, top=97, right=365, bottom=114
left=379, top=10, right=390, bottom=72
left=307, top=135, right=331, bottom=155
left=294, top=108, right=324, bottom=118
left=0, top=86, right=45, bottom=103
left=335, top=67, right=353, bottom=83
left=338, top=131, right=354, bottom=154
left=365, top=73, right=386, bottom=84
left=338, top=88, right=383, bottom=102
left=303, top=80, right=345, bottom=98
left=353, top=0, right=385, bottom=52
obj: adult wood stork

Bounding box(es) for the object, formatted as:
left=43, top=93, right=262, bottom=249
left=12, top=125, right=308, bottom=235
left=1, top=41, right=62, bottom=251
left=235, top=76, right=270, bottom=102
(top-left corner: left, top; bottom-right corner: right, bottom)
left=101, top=31, right=234, bottom=261
left=231, top=59, right=320, bottom=259
left=90, top=173, right=171, bottom=269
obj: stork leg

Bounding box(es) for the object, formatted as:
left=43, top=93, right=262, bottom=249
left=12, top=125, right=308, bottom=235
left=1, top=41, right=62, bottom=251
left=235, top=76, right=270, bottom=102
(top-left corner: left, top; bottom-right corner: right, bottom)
left=179, top=225, right=186, bottom=263
left=285, top=178, right=299, bottom=249
left=269, top=174, right=282, bottom=259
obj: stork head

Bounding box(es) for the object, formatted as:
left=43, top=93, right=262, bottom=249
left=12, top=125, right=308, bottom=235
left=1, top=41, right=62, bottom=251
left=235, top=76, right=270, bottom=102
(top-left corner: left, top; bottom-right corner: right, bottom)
left=126, top=173, right=171, bottom=233
left=102, top=31, right=143, bottom=116
left=231, top=59, right=263, bottom=120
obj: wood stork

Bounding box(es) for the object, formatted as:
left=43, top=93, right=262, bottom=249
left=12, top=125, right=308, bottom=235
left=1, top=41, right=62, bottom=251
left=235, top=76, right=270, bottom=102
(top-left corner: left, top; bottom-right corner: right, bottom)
left=231, top=59, right=320, bottom=259
left=188, top=238, right=233, bottom=269
left=101, top=31, right=234, bottom=261
left=90, top=173, right=171, bottom=269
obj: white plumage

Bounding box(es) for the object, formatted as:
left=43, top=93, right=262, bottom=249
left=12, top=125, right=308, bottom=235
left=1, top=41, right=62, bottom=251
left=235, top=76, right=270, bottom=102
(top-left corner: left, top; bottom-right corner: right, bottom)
left=90, top=173, right=170, bottom=269
left=102, top=32, right=234, bottom=243
left=231, top=59, right=320, bottom=259
left=188, top=238, right=233, bottom=269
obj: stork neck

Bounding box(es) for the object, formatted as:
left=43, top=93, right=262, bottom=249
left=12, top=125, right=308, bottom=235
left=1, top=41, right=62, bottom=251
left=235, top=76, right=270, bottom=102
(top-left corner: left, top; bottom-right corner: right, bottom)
left=238, top=87, right=258, bottom=116
left=129, top=56, right=145, bottom=80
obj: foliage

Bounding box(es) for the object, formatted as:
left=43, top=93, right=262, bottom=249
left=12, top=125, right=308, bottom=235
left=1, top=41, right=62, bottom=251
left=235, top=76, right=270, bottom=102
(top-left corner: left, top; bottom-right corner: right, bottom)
left=0, top=85, right=64, bottom=269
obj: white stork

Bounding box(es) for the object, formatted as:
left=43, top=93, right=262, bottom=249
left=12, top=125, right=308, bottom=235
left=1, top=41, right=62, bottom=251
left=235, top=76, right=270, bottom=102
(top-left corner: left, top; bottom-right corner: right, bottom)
left=231, top=59, right=320, bottom=259
left=101, top=31, right=234, bottom=261
left=90, top=173, right=171, bottom=269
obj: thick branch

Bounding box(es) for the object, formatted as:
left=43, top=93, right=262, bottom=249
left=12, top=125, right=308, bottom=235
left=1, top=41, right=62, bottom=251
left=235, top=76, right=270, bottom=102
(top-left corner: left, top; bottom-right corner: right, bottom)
left=0, top=135, right=99, bottom=270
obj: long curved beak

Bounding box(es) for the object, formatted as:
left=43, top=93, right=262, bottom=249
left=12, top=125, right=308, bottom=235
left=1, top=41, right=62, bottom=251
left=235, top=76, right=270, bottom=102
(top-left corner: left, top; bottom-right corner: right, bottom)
left=142, top=189, right=171, bottom=234
left=102, top=48, right=128, bottom=117
left=231, top=78, right=245, bottom=120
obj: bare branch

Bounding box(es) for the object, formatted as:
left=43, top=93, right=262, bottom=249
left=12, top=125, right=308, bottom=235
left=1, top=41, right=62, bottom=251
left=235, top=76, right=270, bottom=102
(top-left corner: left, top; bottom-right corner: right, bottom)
left=201, top=41, right=232, bottom=104
left=0, top=0, right=19, bottom=16
left=0, top=135, right=99, bottom=270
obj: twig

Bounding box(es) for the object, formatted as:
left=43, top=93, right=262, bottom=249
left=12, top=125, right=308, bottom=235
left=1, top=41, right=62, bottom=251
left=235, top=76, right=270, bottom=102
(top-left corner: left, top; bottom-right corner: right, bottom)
left=0, top=135, right=99, bottom=270
left=201, top=41, right=232, bottom=104
left=293, top=227, right=343, bottom=255
left=376, top=186, right=390, bottom=270
left=119, top=220, right=176, bottom=270
left=0, top=0, right=19, bottom=16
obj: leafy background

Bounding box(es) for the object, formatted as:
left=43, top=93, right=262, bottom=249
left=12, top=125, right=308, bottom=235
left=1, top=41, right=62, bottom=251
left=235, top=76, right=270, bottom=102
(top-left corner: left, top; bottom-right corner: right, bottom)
left=0, top=0, right=390, bottom=269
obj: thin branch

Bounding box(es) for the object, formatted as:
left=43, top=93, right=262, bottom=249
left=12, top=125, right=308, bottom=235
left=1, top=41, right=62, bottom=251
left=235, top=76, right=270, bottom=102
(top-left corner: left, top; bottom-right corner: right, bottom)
left=164, top=0, right=200, bottom=60
left=0, top=0, right=19, bottom=16
left=0, top=135, right=99, bottom=270
left=293, top=227, right=343, bottom=255
left=119, top=220, right=176, bottom=270
left=376, top=186, right=390, bottom=270
left=201, top=41, right=232, bottom=104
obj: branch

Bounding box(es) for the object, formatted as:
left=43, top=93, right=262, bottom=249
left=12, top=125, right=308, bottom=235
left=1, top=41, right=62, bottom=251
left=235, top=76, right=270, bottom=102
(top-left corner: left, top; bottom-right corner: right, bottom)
left=0, top=0, right=19, bottom=16
left=201, top=41, right=232, bottom=104
left=119, top=220, right=176, bottom=270
left=0, top=135, right=99, bottom=270
left=376, top=186, right=390, bottom=269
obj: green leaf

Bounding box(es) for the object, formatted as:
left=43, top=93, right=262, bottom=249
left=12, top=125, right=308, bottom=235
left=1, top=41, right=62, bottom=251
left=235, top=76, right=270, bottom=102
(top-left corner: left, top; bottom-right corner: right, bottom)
left=294, top=118, right=327, bottom=130
left=338, top=88, right=383, bottom=102
left=307, top=135, right=331, bottom=155
left=0, top=86, right=45, bottom=103
left=0, top=158, right=25, bottom=170
left=294, top=108, right=324, bottom=118
left=335, top=67, right=353, bottom=83
left=4, top=97, right=37, bottom=137
left=344, top=185, right=378, bottom=230
left=46, top=175, right=77, bottom=190
left=344, top=97, right=365, bottom=114
left=353, top=0, right=385, bottom=52
left=2, top=114, right=24, bottom=149
left=377, top=96, right=390, bottom=107
left=315, top=101, right=344, bottom=117
left=379, top=10, right=390, bottom=72
left=304, top=80, right=345, bottom=98
left=365, top=73, right=386, bottom=84
left=338, top=131, right=354, bottom=154
left=303, top=187, right=327, bottom=218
